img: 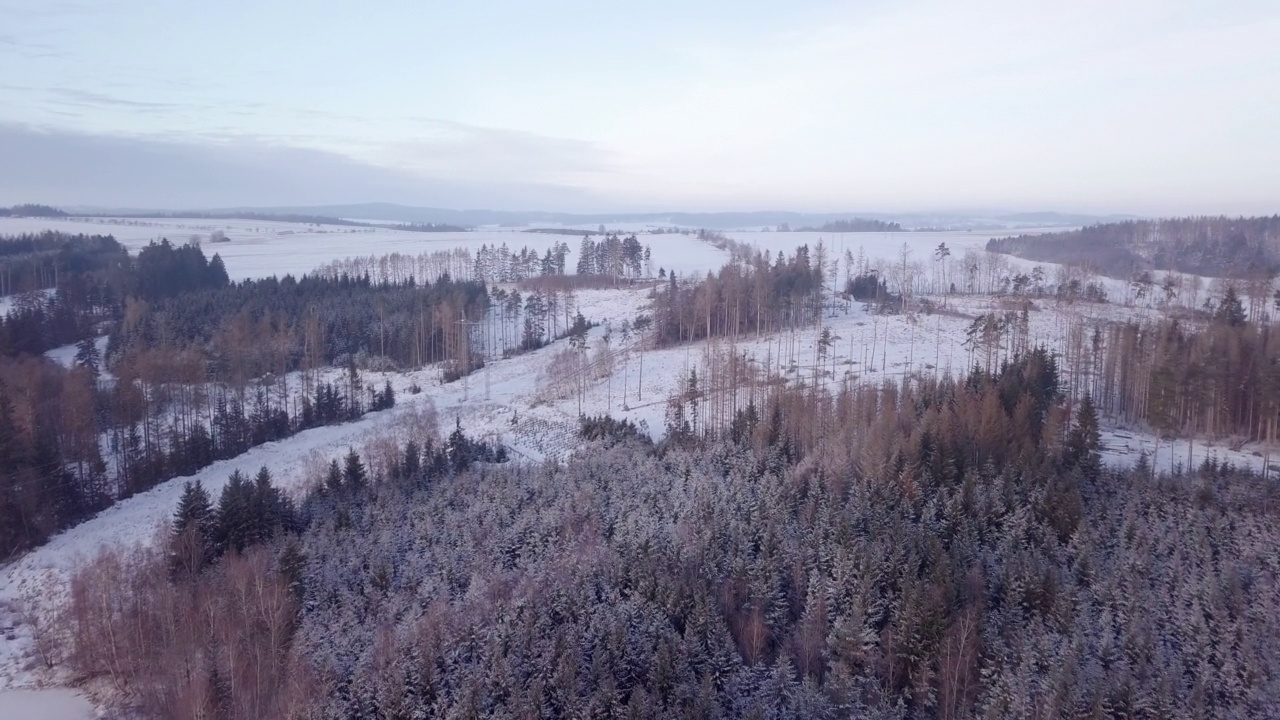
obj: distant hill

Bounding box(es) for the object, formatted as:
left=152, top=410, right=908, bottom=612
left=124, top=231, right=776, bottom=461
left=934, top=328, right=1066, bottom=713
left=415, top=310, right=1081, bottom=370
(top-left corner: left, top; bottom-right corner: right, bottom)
left=987, top=215, right=1280, bottom=279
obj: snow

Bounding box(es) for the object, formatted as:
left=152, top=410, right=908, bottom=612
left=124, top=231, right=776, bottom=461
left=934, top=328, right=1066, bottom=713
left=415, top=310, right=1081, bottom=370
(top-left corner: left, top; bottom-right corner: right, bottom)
left=0, top=689, right=93, bottom=720
left=0, top=217, right=727, bottom=283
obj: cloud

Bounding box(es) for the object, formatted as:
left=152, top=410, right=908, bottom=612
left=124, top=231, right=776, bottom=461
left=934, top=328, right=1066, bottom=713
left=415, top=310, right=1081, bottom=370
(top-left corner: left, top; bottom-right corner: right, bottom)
left=379, top=119, right=619, bottom=186
left=0, top=124, right=612, bottom=211
left=47, top=88, right=186, bottom=111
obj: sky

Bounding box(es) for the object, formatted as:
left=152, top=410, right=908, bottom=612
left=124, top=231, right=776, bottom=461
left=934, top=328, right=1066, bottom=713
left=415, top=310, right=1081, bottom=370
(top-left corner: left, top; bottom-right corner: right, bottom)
left=1, top=0, right=1278, bottom=214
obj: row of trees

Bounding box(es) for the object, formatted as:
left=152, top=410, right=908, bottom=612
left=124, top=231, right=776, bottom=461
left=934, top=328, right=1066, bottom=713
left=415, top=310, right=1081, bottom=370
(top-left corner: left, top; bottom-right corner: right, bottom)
left=473, top=241, right=570, bottom=282
left=576, top=233, right=650, bottom=278
left=108, top=271, right=489, bottom=383
left=988, top=215, right=1280, bottom=278
left=650, top=245, right=829, bottom=347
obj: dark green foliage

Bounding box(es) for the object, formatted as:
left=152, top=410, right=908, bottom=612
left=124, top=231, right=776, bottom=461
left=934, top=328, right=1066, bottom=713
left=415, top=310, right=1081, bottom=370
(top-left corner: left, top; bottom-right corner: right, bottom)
left=342, top=449, right=366, bottom=493
left=214, top=470, right=253, bottom=555
left=172, top=467, right=296, bottom=570
left=322, top=459, right=343, bottom=495
left=1214, top=285, right=1247, bottom=326
left=445, top=419, right=508, bottom=472
left=579, top=414, right=651, bottom=446
left=845, top=271, right=892, bottom=303
left=73, top=337, right=100, bottom=376
left=133, top=239, right=229, bottom=301
left=169, top=480, right=215, bottom=575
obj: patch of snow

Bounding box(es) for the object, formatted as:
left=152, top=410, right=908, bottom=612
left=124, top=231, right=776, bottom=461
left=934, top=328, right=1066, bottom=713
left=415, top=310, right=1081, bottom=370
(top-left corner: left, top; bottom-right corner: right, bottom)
left=0, top=689, right=94, bottom=720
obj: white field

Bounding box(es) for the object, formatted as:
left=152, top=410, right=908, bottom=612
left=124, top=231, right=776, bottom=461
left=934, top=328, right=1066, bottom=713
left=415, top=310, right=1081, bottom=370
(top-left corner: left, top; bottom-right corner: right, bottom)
left=0, top=218, right=1273, bottom=709
left=0, top=216, right=727, bottom=283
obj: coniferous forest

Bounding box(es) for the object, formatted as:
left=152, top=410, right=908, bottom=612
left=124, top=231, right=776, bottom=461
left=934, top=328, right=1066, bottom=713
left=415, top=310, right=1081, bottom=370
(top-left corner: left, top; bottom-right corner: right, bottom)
left=42, top=353, right=1280, bottom=719
left=0, top=234, right=491, bottom=558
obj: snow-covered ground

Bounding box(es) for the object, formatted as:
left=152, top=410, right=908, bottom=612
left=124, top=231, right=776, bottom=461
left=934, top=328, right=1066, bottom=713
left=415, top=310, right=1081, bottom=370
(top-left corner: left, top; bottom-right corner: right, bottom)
left=0, top=688, right=93, bottom=720
left=0, top=216, right=728, bottom=283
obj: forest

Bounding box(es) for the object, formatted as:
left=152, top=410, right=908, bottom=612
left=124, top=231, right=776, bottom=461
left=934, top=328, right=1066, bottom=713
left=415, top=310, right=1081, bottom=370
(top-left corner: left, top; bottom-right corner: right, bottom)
left=35, top=350, right=1279, bottom=719
left=0, top=235, right=494, bottom=559
left=987, top=215, right=1280, bottom=279
left=792, top=218, right=904, bottom=233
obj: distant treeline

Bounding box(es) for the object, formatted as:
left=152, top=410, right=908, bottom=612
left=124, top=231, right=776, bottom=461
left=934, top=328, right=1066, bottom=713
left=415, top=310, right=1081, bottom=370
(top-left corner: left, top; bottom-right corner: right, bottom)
left=0, top=204, right=68, bottom=218
left=525, top=228, right=598, bottom=236
left=987, top=215, right=1280, bottom=279
left=104, top=211, right=370, bottom=227
left=785, top=218, right=904, bottom=233
left=399, top=222, right=469, bottom=232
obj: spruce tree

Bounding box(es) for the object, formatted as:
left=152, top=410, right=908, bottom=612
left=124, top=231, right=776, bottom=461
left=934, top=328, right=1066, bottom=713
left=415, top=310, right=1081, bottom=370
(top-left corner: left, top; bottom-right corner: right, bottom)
left=1215, top=286, right=1246, bottom=326
left=1065, top=394, right=1102, bottom=479
left=73, top=337, right=100, bottom=377
left=215, top=470, right=251, bottom=555
left=325, top=458, right=343, bottom=494
left=170, top=480, right=215, bottom=575
left=172, top=480, right=214, bottom=538
left=343, top=448, right=366, bottom=493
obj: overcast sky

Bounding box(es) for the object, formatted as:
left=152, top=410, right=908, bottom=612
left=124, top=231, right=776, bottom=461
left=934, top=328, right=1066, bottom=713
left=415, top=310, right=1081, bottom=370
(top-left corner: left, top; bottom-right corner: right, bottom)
left=2, top=0, right=1277, bottom=214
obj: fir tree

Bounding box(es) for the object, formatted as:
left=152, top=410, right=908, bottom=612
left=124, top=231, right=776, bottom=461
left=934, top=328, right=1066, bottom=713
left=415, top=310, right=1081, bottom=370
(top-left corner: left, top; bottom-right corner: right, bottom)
left=325, top=458, right=343, bottom=494
left=343, top=448, right=366, bottom=493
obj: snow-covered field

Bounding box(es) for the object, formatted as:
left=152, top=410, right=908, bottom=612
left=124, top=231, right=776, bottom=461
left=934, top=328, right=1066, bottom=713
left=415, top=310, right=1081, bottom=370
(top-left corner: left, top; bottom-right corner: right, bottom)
left=0, top=216, right=727, bottom=283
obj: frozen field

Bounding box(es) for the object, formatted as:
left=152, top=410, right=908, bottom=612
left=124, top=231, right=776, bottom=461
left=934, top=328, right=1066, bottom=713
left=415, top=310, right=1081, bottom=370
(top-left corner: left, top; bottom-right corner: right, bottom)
left=0, top=216, right=728, bottom=283
left=0, top=217, right=1065, bottom=286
